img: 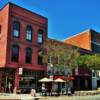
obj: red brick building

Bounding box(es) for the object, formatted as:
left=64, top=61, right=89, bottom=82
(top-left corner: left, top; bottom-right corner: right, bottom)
left=0, top=3, right=48, bottom=93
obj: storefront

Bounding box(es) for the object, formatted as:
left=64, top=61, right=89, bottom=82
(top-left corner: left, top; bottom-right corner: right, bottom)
left=0, top=68, right=46, bottom=93
left=73, top=67, right=92, bottom=91
left=19, top=69, right=45, bottom=93
left=73, top=75, right=92, bottom=91
left=0, top=68, right=15, bottom=93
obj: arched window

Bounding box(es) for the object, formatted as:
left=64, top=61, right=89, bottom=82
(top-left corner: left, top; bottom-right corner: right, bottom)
left=26, top=26, right=32, bottom=41
left=11, top=45, right=19, bottom=62
left=38, top=49, right=43, bottom=65
left=38, top=29, right=44, bottom=44
left=13, top=21, right=20, bottom=37
left=25, top=47, right=32, bottom=64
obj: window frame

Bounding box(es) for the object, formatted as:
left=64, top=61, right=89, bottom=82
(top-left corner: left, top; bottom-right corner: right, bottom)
left=38, top=49, right=43, bottom=65
left=38, top=29, right=44, bottom=45
left=25, top=47, right=32, bottom=64
left=13, top=21, right=20, bottom=38
left=26, top=25, right=32, bottom=41
left=11, top=45, right=19, bottom=62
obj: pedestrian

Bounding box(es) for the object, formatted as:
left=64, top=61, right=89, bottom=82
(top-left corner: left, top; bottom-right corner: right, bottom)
left=13, top=87, right=17, bottom=94
left=8, top=81, right=12, bottom=93
left=67, top=87, right=72, bottom=96
left=56, top=83, right=60, bottom=96
left=30, top=89, right=37, bottom=97
left=52, top=83, right=58, bottom=96
left=42, top=83, right=46, bottom=96
left=71, top=87, right=75, bottom=94
left=1, top=87, right=4, bottom=93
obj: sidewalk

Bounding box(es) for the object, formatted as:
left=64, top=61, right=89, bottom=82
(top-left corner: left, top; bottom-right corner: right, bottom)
left=41, top=94, right=100, bottom=100
left=73, top=90, right=100, bottom=96
left=0, top=93, right=42, bottom=100
left=1, top=91, right=100, bottom=100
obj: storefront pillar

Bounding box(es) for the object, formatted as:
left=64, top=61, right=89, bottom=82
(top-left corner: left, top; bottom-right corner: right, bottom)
left=77, top=77, right=80, bottom=90
left=14, top=69, right=19, bottom=90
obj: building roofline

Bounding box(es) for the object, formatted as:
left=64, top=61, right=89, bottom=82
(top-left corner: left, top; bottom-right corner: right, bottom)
left=48, top=38, right=92, bottom=53
left=0, top=2, right=48, bottom=20
left=48, top=38, right=77, bottom=47
left=63, top=29, right=93, bottom=41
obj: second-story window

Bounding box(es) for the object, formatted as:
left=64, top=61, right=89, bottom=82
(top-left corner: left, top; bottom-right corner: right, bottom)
left=26, top=26, right=32, bottom=41
left=13, top=21, right=20, bottom=37
left=38, top=29, right=44, bottom=44
left=25, top=47, right=32, bottom=64
left=11, top=45, right=19, bottom=62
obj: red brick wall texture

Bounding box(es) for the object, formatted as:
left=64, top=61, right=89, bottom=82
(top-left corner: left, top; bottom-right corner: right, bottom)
left=0, top=3, right=48, bottom=71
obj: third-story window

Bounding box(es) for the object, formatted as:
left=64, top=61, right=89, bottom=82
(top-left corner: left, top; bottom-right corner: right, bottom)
left=26, top=26, right=32, bottom=41
left=38, top=29, right=44, bottom=44
left=11, top=45, right=19, bottom=62
left=13, top=21, right=20, bottom=37
left=25, top=47, right=32, bottom=64
left=38, top=50, right=43, bottom=65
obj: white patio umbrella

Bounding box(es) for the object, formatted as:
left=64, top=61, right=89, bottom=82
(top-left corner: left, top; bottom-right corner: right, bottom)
left=39, top=77, right=53, bottom=82
left=54, top=78, right=65, bottom=82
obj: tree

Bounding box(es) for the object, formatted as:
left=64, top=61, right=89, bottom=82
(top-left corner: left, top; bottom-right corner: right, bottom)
left=43, top=39, right=79, bottom=76
left=77, top=54, right=100, bottom=70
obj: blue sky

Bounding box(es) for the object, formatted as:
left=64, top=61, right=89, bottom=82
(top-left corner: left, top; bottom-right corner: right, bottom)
left=0, top=0, right=100, bottom=41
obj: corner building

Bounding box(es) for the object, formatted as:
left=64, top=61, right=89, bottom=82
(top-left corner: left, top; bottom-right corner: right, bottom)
left=64, top=29, right=100, bottom=53
left=0, top=3, right=48, bottom=92
left=64, top=29, right=100, bottom=90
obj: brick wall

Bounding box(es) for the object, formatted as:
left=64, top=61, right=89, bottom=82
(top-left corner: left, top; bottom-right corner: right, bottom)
left=64, top=30, right=91, bottom=50
left=0, top=4, right=10, bottom=67
left=0, top=3, right=47, bottom=71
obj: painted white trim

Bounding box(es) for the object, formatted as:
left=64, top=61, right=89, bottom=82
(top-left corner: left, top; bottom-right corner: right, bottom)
left=63, top=29, right=91, bottom=41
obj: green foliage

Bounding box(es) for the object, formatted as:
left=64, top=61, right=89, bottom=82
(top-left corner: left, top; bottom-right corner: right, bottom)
left=78, top=54, right=100, bottom=70
left=43, top=39, right=79, bottom=70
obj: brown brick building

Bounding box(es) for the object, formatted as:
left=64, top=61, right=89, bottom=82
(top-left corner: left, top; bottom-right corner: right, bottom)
left=0, top=3, right=48, bottom=93
left=64, top=29, right=100, bottom=53
left=64, top=29, right=100, bottom=90
left=47, top=38, right=92, bottom=91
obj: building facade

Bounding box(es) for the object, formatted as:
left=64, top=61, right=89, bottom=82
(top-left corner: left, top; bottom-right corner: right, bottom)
left=64, top=29, right=100, bottom=53
left=0, top=3, right=48, bottom=93
left=64, top=29, right=100, bottom=90
left=47, top=38, right=93, bottom=91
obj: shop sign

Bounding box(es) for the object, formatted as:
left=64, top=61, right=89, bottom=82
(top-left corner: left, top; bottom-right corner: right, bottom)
left=19, top=67, right=23, bottom=75
left=50, top=75, right=53, bottom=79
left=21, top=77, right=35, bottom=80
left=67, top=75, right=75, bottom=80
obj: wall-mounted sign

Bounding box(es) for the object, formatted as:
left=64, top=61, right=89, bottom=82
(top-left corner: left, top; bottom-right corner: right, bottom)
left=21, top=77, right=35, bottom=80
left=19, top=67, right=23, bottom=75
